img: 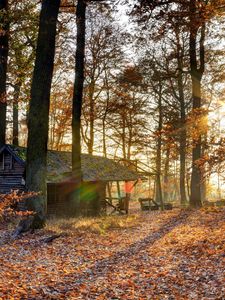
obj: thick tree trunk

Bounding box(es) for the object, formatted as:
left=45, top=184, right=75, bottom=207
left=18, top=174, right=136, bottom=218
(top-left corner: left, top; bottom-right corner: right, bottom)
left=25, top=0, right=60, bottom=228
left=12, top=83, right=21, bottom=146
left=71, top=0, right=86, bottom=214
left=0, top=0, right=9, bottom=147
left=189, top=2, right=205, bottom=208
left=190, top=77, right=202, bottom=207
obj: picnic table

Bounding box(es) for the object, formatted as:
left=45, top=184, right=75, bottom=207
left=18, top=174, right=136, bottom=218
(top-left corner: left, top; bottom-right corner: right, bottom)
left=138, top=198, right=173, bottom=211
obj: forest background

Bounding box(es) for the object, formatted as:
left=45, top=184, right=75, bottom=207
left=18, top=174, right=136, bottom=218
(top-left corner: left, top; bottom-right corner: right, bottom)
left=1, top=0, right=225, bottom=210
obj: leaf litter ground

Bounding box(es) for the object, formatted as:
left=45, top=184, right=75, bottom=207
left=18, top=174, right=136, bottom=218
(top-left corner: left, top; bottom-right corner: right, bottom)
left=0, top=205, right=224, bottom=299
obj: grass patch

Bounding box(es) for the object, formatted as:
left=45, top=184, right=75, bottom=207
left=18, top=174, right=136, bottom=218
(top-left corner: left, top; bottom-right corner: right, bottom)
left=46, top=214, right=139, bottom=235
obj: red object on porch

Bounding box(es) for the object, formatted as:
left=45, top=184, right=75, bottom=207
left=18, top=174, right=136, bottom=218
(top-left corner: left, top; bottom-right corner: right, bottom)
left=125, top=182, right=134, bottom=194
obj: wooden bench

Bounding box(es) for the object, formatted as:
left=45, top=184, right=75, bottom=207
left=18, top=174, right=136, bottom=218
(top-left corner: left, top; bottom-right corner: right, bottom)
left=203, top=200, right=225, bottom=207
left=139, top=198, right=173, bottom=211
left=138, top=198, right=159, bottom=211
left=215, top=200, right=225, bottom=207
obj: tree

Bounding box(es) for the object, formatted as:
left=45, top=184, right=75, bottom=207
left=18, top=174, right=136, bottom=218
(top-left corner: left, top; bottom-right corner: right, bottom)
left=132, top=0, right=223, bottom=207
left=189, top=0, right=206, bottom=208
left=154, top=78, right=164, bottom=209
left=25, top=0, right=60, bottom=228
left=109, top=66, right=148, bottom=160
left=71, top=0, right=87, bottom=213
left=8, top=0, right=38, bottom=146
left=49, top=87, right=72, bottom=151
left=81, top=7, right=123, bottom=155
left=0, top=0, right=9, bottom=147
left=47, top=3, right=77, bottom=151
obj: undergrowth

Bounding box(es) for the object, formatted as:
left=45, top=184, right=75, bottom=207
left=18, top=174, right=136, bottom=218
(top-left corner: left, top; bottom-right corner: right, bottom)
left=46, top=214, right=140, bottom=235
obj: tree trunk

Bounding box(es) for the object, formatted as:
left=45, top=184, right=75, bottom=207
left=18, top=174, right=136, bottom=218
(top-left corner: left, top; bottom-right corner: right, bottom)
left=155, top=85, right=164, bottom=210
left=122, top=116, right=126, bottom=159
left=71, top=0, right=86, bottom=215
left=179, top=101, right=187, bottom=205
left=102, top=70, right=110, bottom=158
left=25, top=0, right=60, bottom=228
left=174, top=28, right=188, bottom=205
left=201, top=132, right=208, bottom=203
left=189, top=4, right=205, bottom=208
left=0, top=0, right=9, bottom=147
left=12, top=83, right=21, bottom=146
left=190, top=82, right=202, bottom=207
left=88, top=80, right=95, bottom=155
left=163, top=147, right=170, bottom=202
left=179, top=132, right=187, bottom=205
left=190, top=79, right=202, bottom=208
left=102, top=118, right=107, bottom=157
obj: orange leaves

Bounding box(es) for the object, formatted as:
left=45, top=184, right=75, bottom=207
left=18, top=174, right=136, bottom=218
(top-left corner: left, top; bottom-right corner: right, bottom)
left=0, top=207, right=225, bottom=298
left=0, top=190, right=35, bottom=222
left=187, top=107, right=209, bottom=144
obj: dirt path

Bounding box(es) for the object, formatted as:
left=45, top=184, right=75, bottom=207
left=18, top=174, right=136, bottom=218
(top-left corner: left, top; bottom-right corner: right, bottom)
left=0, top=208, right=224, bottom=299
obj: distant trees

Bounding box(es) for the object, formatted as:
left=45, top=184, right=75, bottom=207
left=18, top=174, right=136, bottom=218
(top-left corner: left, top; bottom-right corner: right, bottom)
left=131, top=0, right=225, bottom=206
left=137, top=27, right=190, bottom=205
left=110, top=66, right=148, bottom=160
left=0, top=0, right=9, bottom=147
left=48, top=3, right=76, bottom=150
left=49, top=87, right=72, bottom=151
left=81, top=7, right=123, bottom=155
left=0, top=0, right=224, bottom=221
left=8, top=0, right=38, bottom=146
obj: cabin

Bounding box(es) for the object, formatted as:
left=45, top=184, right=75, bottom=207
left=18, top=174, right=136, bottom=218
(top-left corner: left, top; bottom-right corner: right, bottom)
left=0, top=145, right=26, bottom=194
left=0, top=145, right=140, bottom=216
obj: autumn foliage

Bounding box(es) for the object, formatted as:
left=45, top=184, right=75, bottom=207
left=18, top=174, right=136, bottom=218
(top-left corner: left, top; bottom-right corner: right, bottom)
left=0, top=190, right=34, bottom=222
left=0, top=205, right=224, bottom=299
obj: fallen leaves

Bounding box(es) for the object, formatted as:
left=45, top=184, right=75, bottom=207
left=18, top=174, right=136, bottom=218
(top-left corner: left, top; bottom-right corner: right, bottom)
left=0, top=206, right=224, bottom=299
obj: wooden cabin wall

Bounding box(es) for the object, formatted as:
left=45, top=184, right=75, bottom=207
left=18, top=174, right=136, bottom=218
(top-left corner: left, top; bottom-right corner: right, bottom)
left=80, top=181, right=107, bottom=216
left=0, top=151, right=25, bottom=194
left=47, top=182, right=73, bottom=216
left=47, top=181, right=107, bottom=217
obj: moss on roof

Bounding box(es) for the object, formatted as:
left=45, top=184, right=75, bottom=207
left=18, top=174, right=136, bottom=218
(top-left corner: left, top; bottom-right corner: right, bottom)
left=10, top=145, right=26, bottom=161
left=47, top=151, right=140, bottom=182
left=7, top=146, right=140, bottom=182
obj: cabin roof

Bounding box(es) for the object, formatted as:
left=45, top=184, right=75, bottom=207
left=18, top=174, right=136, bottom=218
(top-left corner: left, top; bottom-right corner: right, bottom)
left=48, top=151, right=140, bottom=182
left=0, top=145, right=140, bottom=182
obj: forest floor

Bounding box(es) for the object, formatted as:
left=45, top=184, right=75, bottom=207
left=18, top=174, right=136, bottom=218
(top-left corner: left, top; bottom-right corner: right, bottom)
left=0, top=204, right=224, bottom=300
